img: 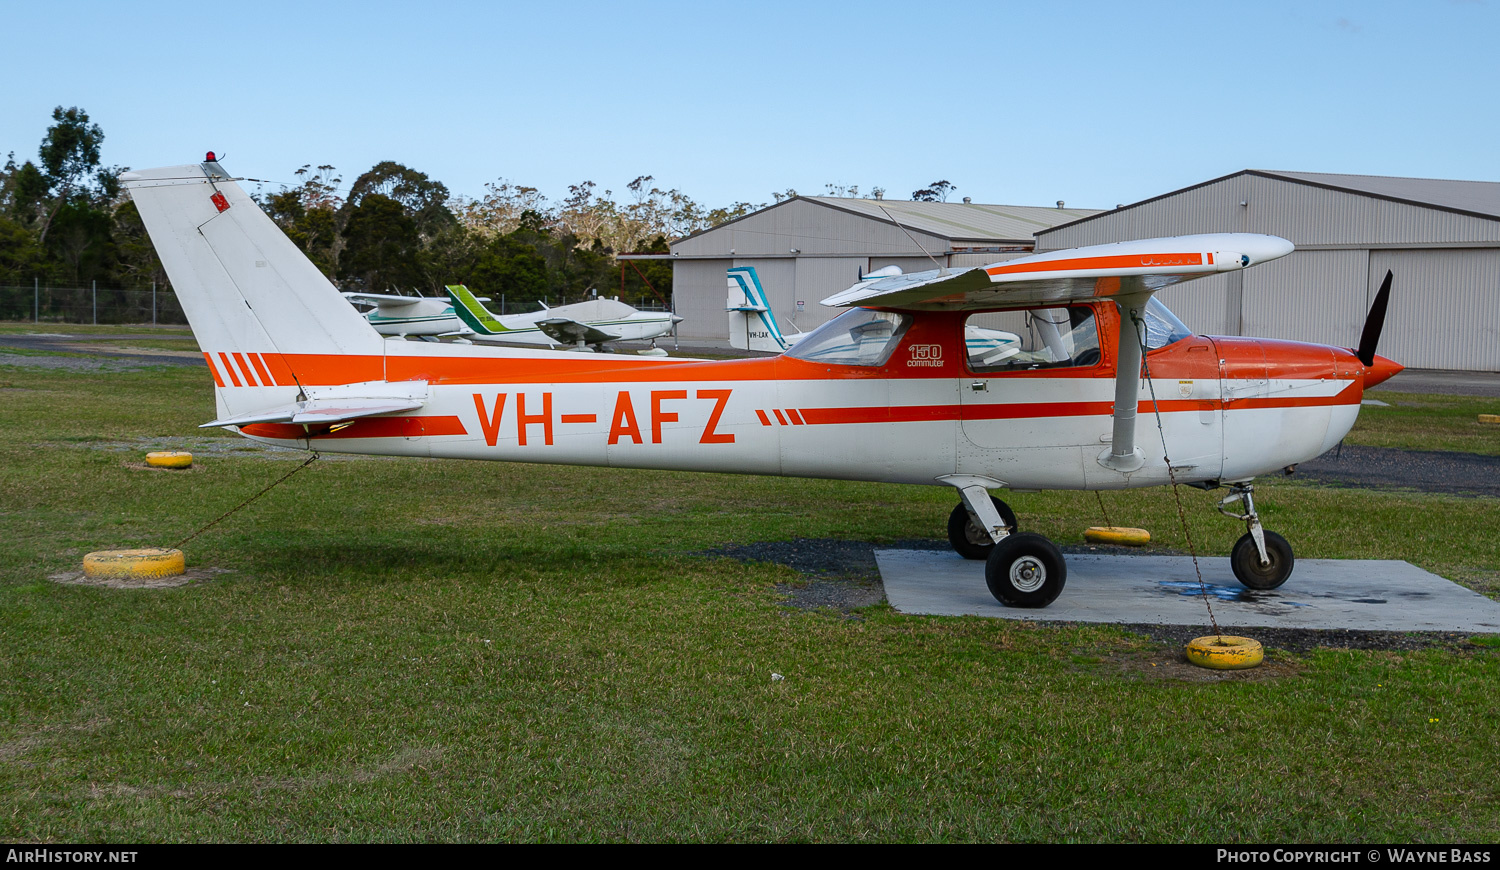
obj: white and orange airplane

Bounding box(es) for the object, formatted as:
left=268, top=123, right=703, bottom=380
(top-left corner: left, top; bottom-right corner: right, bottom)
left=122, top=157, right=1401, bottom=608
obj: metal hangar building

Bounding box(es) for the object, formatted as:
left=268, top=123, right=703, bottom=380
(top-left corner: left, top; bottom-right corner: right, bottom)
left=1035, top=170, right=1500, bottom=372
left=635, top=196, right=1101, bottom=341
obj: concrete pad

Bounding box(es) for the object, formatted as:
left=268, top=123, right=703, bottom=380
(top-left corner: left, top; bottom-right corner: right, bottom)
left=876, top=550, right=1500, bottom=632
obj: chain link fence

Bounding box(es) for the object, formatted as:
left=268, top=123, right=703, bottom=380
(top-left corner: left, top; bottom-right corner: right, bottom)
left=0, top=283, right=187, bottom=325
left=1, top=283, right=672, bottom=326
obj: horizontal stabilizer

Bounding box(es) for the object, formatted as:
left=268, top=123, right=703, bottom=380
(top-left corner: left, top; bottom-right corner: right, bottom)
left=201, top=380, right=429, bottom=428
left=821, top=233, right=1294, bottom=311
left=343, top=292, right=424, bottom=308
left=201, top=398, right=425, bottom=428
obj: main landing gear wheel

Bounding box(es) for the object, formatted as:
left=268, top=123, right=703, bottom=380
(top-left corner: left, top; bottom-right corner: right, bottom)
left=985, top=532, right=1066, bottom=608
left=947, top=498, right=1019, bottom=560
left=1231, top=530, right=1294, bottom=590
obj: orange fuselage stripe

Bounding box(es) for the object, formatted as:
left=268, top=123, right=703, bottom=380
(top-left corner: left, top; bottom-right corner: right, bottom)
left=241, top=415, right=467, bottom=440
left=987, top=252, right=1205, bottom=276
left=218, top=353, right=242, bottom=387
left=235, top=382, right=1356, bottom=444
left=250, top=354, right=274, bottom=386
left=232, top=353, right=258, bottom=386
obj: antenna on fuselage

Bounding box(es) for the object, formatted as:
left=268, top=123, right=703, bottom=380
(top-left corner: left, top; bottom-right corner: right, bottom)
left=878, top=205, right=949, bottom=276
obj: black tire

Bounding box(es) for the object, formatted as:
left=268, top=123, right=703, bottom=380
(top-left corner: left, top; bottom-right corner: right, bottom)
left=947, top=498, right=1020, bottom=560
left=1230, top=530, right=1294, bottom=590
left=985, top=532, right=1067, bottom=608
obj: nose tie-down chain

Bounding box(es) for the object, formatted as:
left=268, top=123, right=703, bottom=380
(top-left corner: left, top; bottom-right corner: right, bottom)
left=1132, top=313, right=1223, bottom=638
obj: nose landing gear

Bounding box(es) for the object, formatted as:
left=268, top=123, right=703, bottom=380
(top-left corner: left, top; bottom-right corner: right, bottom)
left=1219, top=482, right=1294, bottom=590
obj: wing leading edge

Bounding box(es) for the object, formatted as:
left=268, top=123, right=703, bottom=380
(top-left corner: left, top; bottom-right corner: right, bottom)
left=537, top=318, right=619, bottom=345
left=821, top=233, right=1294, bottom=311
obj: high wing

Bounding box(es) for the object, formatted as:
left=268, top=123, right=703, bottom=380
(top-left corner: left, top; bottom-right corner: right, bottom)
left=536, top=318, right=619, bottom=345
left=821, top=233, right=1294, bottom=311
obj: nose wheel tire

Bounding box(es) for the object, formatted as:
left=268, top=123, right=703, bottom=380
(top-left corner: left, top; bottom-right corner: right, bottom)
left=985, top=532, right=1066, bottom=608
left=1230, top=530, right=1294, bottom=590
left=947, top=498, right=1019, bottom=560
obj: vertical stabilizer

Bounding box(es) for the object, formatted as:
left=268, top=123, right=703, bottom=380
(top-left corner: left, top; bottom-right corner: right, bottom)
left=727, top=266, right=790, bottom=352
left=121, top=161, right=384, bottom=416
left=445, top=284, right=512, bottom=336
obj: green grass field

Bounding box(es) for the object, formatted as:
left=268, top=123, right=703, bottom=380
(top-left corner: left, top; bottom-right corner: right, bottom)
left=0, top=323, right=194, bottom=336
left=1346, top=391, right=1500, bottom=455
left=1, top=362, right=1497, bottom=842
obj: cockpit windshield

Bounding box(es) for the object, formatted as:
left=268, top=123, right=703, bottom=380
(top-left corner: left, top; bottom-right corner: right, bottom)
left=786, top=308, right=911, bottom=367
left=1143, top=297, right=1193, bottom=349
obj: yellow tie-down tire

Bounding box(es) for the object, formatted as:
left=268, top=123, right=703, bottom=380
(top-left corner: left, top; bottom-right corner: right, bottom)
left=82, top=548, right=186, bottom=581
left=1185, top=635, right=1264, bottom=670
left=1084, top=526, right=1151, bottom=546
left=145, top=451, right=193, bottom=469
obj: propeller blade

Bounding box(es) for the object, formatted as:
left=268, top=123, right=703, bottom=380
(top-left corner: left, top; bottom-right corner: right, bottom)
left=1357, top=270, right=1393, bottom=367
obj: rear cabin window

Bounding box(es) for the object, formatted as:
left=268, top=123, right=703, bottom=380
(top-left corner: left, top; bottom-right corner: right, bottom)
left=964, top=306, right=1101, bottom=372
left=787, top=308, right=911, bottom=367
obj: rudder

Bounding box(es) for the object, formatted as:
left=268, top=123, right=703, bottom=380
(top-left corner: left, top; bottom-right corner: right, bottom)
left=726, top=265, right=790, bottom=352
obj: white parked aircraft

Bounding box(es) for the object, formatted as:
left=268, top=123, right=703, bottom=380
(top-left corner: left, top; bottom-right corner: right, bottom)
left=445, top=284, right=681, bottom=352
left=343, top=292, right=474, bottom=337
left=345, top=287, right=679, bottom=351
left=123, top=157, right=1401, bottom=608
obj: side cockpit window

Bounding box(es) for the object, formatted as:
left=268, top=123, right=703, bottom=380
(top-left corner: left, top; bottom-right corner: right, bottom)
left=787, top=308, right=911, bottom=367
left=965, top=306, right=1101, bottom=372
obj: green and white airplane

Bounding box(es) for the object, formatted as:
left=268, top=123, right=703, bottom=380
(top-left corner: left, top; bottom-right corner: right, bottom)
left=444, top=284, right=681, bottom=352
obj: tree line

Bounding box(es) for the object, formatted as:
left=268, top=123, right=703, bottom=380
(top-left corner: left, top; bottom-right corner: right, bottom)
left=1, top=106, right=954, bottom=311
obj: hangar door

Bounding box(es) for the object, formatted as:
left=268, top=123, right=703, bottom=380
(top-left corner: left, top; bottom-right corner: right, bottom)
left=673, top=258, right=733, bottom=340
left=794, top=258, right=867, bottom=335
left=1369, top=249, right=1500, bottom=371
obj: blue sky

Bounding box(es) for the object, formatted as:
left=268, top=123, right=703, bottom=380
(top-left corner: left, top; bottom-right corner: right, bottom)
left=2, top=0, right=1494, bottom=211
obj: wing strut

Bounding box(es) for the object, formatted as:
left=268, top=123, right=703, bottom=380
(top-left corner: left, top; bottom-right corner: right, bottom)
left=1100, top=294, right=1149, bottom=473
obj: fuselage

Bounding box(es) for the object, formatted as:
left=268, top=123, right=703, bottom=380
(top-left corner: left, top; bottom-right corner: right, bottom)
left=218, top=301, right=1389, bottom=490
left=360, top=297, right=460, bottom=336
